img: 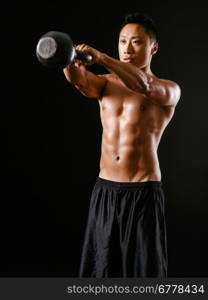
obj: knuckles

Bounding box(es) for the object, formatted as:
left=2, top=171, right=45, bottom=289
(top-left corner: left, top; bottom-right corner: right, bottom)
left=76, top=44, right=90, bottom=51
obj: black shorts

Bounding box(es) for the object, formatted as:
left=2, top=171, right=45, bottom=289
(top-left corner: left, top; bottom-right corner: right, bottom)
left=79, top=177, right=168, bottom=278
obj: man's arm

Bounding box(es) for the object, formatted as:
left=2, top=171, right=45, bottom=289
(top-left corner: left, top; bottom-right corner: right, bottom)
left=74, top=44, right=181, bottom=106
left=98, top=54, right=181, bottom=107
left=63, top=62, right=107, bottom=99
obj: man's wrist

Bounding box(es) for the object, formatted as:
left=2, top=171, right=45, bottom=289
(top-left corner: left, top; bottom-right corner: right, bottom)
left=97, top=52, right=108, bottom=66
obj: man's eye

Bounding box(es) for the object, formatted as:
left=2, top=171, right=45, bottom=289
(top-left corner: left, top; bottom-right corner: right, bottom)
left=120, top=40, right=126, bottom=43
left=133, top=40, right=141, bottom=44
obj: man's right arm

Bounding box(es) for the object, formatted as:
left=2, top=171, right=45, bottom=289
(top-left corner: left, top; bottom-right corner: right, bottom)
left=63, top=63, right=107, bottom=99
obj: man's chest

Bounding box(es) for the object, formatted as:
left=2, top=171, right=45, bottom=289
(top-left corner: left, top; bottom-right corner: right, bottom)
left=98, top=77, right=171, bottom=131
left=100, top=83, right=158, bottom=121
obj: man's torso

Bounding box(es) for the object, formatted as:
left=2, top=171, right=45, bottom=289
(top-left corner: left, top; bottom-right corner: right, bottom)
left=98, top=74, right=175, bottom=182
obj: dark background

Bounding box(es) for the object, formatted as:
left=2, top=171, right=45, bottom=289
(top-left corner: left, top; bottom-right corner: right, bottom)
left=0, top=0, right=208, bottom=277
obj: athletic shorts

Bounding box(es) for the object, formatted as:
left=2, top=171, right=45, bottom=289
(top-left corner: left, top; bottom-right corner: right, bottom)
left=79, top=177, right=168, bottom=278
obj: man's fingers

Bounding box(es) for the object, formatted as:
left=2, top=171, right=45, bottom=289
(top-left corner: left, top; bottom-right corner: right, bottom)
left=75, top=44, right=88, bottom=51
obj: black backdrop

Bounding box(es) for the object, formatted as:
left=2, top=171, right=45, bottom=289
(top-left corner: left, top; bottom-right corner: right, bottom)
left=0, top=0, right=208, bottom=277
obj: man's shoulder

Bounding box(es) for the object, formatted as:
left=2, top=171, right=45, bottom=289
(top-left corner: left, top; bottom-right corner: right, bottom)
left=153, top=75, right=181, bottom=90
left=152, top=74, right=180, bottom=88
left=153, top=74, right=181, bottom=102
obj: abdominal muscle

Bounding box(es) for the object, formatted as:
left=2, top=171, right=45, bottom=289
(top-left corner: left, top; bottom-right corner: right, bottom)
left=98, top=108, right=162, bottom=182
left=99, top=125, right=162, bottom=182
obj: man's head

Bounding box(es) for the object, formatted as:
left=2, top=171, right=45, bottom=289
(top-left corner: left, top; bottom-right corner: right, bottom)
left=118, top=13, right=159, bottom=69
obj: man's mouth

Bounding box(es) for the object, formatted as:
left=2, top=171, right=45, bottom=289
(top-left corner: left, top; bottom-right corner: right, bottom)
left=123, top=57, right=134, bottom=63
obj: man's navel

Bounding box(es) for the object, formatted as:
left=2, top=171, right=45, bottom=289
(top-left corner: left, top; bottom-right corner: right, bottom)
left=116, top=155, right=120, bottom=161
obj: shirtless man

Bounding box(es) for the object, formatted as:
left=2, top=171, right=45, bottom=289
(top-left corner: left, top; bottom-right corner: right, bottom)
left=63, top=13, right=181, bottom=277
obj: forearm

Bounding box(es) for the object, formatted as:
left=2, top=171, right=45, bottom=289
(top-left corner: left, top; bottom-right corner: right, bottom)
left=98, top=53, right=151, bottom=93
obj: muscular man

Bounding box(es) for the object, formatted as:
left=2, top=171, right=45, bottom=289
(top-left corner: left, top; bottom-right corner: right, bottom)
left=63, top=13, right=181, bottom=277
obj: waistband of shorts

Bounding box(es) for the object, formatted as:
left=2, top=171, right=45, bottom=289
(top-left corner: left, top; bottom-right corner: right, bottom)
left=96, top=176, right=162, bottom=189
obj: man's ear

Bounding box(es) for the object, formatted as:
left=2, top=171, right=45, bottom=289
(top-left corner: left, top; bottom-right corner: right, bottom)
left=151, top=41, right=158, bottom=55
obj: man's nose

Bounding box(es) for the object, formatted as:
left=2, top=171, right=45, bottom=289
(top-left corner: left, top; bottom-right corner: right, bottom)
left=124, top=42, right=133, bottom=53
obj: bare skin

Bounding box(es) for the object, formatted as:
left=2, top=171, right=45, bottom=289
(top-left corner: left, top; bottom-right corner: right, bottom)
left=63, top=23, right=181, bottom=182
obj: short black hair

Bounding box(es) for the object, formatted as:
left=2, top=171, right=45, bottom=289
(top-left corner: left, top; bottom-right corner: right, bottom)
left=120, top=12, right=158, bottom=42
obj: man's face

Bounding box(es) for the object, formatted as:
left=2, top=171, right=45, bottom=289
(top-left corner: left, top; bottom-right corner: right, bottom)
left=118, top=23, right=158, bottom=68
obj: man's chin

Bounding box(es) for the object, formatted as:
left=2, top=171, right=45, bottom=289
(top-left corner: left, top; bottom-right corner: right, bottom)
left=124, top=61, right=138, bottom=67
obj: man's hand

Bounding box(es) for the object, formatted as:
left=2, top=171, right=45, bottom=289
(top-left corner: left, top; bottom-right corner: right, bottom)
left=75, top=44, right=103, bottom=66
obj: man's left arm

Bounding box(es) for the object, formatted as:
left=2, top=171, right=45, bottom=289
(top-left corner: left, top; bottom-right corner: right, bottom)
left=98, top=53, right=181, bottom=107
left=75, top=45, right=181, bottom=106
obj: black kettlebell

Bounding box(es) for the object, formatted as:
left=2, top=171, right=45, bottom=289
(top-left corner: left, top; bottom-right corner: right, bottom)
left=36, top=31, right=92, bottom=68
